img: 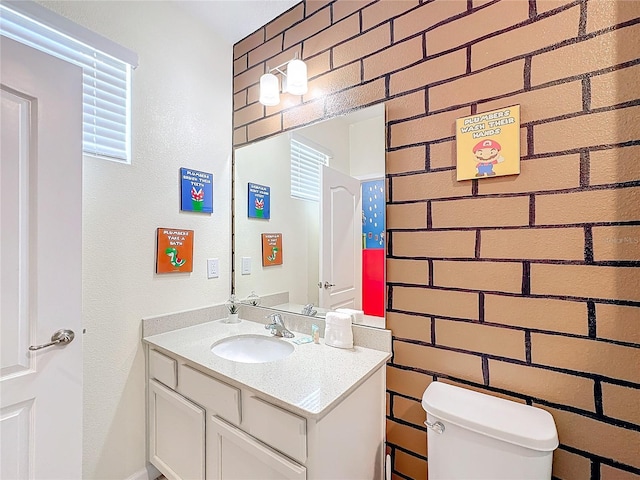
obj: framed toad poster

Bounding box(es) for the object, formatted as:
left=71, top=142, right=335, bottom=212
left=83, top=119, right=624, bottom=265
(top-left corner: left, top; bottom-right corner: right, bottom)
left=261, top=233, right=283, bottom=267
left=456, top=105, right=520, bottom=181
left=156, top=228, right=194, bottom=273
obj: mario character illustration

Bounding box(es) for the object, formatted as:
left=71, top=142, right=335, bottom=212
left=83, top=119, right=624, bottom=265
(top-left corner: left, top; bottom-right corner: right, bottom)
left=473, top=139, right=505, bottom=177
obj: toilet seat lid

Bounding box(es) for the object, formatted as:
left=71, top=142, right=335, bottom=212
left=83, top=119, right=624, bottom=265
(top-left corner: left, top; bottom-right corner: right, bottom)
left=422, top=382, right=559, bottom=452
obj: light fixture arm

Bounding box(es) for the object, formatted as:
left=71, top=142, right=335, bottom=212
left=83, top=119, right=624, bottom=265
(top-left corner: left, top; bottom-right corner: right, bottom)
left=268, top=63, right=289, bottom=77
left=267, top=51, right=302, bottom=77
left=269, top=64, right=289, bottom=92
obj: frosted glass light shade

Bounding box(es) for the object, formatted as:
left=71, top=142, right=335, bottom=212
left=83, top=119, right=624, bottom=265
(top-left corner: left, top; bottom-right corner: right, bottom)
left=285, top=59, right=307, bottom=95
left=259, top=73, right=280, bottom=106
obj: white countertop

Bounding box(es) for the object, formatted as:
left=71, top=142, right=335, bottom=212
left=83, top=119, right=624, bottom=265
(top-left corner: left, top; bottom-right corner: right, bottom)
left=143, top=318, right=390, bottom=419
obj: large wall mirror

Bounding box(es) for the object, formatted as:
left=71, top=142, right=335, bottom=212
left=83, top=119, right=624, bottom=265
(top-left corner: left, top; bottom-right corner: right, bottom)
left=234, top=103, right=386, bottom=328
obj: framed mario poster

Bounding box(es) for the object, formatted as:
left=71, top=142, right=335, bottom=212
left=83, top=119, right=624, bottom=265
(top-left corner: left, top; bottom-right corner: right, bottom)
left=455, top=105, right=520, bottom=181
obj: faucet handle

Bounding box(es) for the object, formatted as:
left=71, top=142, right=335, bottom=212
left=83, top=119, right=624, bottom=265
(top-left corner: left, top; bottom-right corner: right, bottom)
left=265, top=313, right=280, bottom=330
left=266, top=312, right=283, bottom=323
left=264, top=313, right=293, bottom=337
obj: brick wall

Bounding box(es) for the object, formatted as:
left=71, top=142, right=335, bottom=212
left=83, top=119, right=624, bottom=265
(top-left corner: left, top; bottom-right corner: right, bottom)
left=232, top=1, right=640, bottom=478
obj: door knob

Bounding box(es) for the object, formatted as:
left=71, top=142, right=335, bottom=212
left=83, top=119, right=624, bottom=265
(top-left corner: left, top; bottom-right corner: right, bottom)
left=323, top=282, right=335, bottom=289
left=29, top=329, right=75, bottom=351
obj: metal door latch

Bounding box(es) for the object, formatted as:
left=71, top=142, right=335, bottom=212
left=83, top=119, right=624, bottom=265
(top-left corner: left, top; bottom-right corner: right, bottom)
left=29, top=329, right=75, bottom=351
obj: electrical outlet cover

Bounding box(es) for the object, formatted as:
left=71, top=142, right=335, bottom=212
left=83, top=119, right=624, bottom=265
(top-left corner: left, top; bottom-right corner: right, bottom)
left=241, top=257, right=251, bottom=275
left=207, top=258, right=219, bottom=278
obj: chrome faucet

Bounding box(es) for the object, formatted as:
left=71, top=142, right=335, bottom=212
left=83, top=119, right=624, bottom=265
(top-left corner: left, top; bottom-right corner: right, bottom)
left=301, top=303, right=317, bottom=316
left=265, top=313, right=294, bottom=338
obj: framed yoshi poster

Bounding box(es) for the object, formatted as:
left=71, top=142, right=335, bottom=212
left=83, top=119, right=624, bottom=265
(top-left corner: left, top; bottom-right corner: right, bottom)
left=456, top=105, right=521, bottom=181
left=156, top=228, right=194, bottom=273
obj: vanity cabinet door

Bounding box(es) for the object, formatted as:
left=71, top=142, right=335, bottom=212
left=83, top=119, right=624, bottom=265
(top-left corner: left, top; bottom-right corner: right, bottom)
left=207, top=415, right=306, bottom=480
left=244, top=395, right=307, bottom=463
left=149, top=380, right=205, bottom=480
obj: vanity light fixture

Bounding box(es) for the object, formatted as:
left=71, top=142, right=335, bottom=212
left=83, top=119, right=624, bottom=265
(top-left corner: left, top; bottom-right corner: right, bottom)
left=259, top=55, right=308, bottom=106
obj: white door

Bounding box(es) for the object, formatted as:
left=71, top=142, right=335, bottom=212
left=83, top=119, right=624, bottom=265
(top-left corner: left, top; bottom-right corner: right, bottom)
left=1, top=38, right=83, bottom=479
left=319, top=166, right=362, bottom=310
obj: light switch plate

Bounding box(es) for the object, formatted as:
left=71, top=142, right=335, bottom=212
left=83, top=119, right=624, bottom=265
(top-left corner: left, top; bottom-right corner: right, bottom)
left=241, top=257, right=251, bottom=275
left=207, top=258, right=219, bottom=279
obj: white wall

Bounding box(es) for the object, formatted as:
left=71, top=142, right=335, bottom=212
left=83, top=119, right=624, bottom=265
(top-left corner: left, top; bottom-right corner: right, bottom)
left=297, top=119, right=350, bottom=174
left=35, top=2, right=232, bottom=478
left=349, top=114, right=385, bottom=179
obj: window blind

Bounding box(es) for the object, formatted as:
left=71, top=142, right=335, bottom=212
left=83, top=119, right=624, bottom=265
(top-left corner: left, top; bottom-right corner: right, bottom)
left=290, top=138, right=330, bottom=202
left=0, top=3, right=136, bottom=163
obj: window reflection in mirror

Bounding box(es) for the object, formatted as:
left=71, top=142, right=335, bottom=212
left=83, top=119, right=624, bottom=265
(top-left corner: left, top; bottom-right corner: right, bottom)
left=234, top=104, right=386, bottom=328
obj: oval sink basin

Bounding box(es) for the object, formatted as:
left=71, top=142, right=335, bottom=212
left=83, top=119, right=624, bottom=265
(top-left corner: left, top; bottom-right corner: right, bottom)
left=211, top=334, right=294, bottom=363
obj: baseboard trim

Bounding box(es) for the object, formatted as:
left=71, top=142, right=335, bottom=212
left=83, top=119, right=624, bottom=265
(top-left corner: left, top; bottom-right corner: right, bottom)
left=124, top=463, right=161, bottom=480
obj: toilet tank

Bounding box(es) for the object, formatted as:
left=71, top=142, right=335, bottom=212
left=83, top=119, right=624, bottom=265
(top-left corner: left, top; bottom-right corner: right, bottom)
left=422, top=382, right=558, bottom=480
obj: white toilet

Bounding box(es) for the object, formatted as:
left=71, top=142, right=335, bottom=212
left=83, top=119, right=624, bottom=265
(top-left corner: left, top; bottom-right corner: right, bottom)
left=422, top=382, right=559, bottom=480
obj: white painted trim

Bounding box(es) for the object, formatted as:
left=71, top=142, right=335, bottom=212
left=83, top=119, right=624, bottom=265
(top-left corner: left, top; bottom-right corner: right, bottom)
left=124, top=463, right=162, bottom=480
left=355, top=174, right=384, bottom=181
left=2, top=0, right=139, bottom=67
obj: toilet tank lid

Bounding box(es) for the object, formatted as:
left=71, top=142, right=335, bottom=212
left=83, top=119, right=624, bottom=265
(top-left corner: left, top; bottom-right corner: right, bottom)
left=422, top=382, right=559, bottom=452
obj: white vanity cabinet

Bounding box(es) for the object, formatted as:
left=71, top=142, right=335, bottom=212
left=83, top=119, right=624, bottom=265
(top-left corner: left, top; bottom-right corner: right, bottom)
left=146, top=346, right=386, bottom=480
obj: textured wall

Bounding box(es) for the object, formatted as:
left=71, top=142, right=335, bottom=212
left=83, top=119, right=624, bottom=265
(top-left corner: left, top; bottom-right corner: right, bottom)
left=232, top=0, right=640, bottom=478
left=35, top=2, right=232, bottom=478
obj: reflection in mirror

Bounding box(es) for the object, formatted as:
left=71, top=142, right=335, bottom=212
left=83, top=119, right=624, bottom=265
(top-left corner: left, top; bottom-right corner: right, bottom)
left=234, top=104, right=386, bottom=328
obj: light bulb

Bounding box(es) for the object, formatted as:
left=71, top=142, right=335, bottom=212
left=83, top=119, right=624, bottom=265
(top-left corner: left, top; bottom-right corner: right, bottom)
left=285, top=59, right=307, bottom=95
left=259, top=73, right=280, bottom=106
